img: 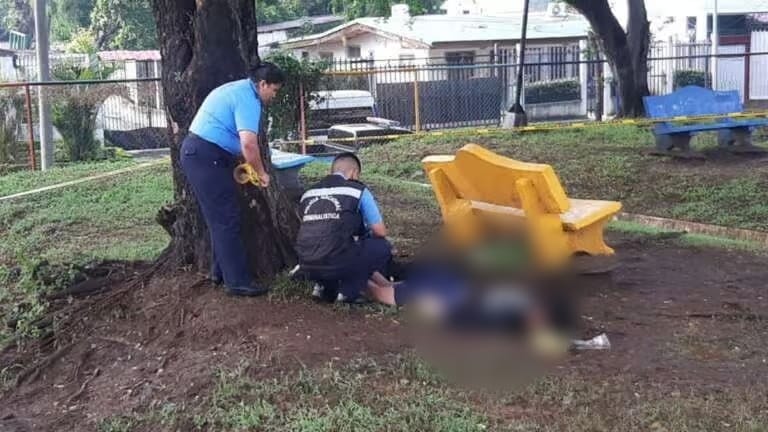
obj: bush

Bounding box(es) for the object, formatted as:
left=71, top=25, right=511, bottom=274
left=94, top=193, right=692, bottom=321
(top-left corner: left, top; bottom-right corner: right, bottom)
left=673, top=70, right=707, bottom=89
left=51, top=62, right=115, bottom=162
left=525, top=79, right=580, bottom=104
left=264, top=51, right=329, bottom=140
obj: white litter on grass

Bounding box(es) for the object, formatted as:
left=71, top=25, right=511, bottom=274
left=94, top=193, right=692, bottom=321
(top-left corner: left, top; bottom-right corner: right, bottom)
left=571, top=333, right=611, bottom=350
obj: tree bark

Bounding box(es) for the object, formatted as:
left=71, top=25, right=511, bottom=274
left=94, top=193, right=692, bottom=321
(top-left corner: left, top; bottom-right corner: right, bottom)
left=566, top=0, right=650, bottom=117
left=151, top=0, right=300, bottom=280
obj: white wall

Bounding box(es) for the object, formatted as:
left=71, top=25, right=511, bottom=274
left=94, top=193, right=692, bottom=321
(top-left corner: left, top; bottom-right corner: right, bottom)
left=0, top=56, right=18, bottom=81
left=293, top=32, right=430, bottom=64
left=259, top=30, right=289, bottom=47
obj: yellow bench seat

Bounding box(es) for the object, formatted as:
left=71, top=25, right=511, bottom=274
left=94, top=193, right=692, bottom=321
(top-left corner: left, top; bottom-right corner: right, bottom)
left=421, top=144, right=623, bottom=269
left=470, top=198, right=622, bottom=231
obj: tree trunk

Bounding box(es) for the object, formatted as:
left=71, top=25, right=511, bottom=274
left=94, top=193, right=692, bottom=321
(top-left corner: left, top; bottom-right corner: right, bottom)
left=151, top=0, right=300, bottom=280
left=567, top=0, right=650, bottom=117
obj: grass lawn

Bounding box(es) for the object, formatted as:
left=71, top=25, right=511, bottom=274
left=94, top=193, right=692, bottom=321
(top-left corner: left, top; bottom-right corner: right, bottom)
left=360, top=125, right=768, bottom=231
left=1, top=129, right=767, bottom=430
left=0, top=161, right=172, bottom=344
left=96, top=354, right=768, bottom=432
left=0, top=159, right=138, bottom=197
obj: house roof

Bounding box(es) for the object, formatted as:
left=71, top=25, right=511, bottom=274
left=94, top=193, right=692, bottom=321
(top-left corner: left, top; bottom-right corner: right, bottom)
left=281, top=13, right=589, bottom=49
left=259, top=15, right=345, bottom=33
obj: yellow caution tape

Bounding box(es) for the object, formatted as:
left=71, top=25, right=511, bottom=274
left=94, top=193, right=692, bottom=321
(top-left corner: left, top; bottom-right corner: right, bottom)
left=233, top=163, right=261, bottom=186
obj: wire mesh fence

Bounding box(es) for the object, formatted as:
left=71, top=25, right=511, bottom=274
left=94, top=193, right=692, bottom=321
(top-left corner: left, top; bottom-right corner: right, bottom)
left=0, top=79, right=171, bottom=173
left=4, top=45, right=768, bottom=173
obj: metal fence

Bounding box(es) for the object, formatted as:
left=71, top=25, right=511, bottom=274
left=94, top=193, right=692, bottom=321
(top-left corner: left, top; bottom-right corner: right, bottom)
left=0, top=78, right=170, bottom=172
left=4, top=45, right=768, bottom=173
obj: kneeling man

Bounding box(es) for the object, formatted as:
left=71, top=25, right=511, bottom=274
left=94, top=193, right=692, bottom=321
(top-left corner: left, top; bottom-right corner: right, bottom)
left=295, top=153, right=392, bottom=303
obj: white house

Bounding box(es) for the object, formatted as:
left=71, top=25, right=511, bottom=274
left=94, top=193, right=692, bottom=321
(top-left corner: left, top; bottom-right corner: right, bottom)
left=280, top=4, right=589, bottom=68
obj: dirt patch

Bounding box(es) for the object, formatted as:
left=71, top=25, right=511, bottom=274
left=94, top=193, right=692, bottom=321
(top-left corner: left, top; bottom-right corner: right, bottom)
left=1, top=231, right=767, bottom=430
left=1, top=269, right=407, bottom=431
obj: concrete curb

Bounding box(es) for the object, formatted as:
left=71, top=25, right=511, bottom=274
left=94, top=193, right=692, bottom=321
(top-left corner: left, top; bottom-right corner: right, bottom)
left=615, top=213, right=768, bottom=247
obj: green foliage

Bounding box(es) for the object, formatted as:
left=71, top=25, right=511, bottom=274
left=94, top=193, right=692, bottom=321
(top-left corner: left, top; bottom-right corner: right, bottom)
left=329, top=0, right=442, bottom=19
left=264, top=51, right=329, bottom=140
left=51, top=0, right=95, bottom=41
left=51, top=63, right=116, bottom=162
left=90, top=0, right=156, bottom=50
left=65, top=27, right=97, bottom=54
left=525, top=79, right=581, bottom=104
left=255, top=0, right=443, bottom=25
left=0, top=0, right=33, bottom=35
left=0, top=87, right=24, bottom=167
left=673, top=70, right=708, bottom=90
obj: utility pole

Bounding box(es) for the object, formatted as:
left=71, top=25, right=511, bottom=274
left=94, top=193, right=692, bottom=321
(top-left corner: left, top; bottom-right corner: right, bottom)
left=508, top=0, right=531, bottom=127
left=711, top=0, right=719, bottom=90
left=33, top=0, right=53, bottom=170
left=503, top=0, right=530, bottom=128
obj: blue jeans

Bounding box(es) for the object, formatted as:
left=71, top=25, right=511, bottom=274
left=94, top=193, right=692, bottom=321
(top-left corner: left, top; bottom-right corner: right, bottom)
left=180, top=134, right=252, bottom=288
left=305, top=237, right=393, bottom=301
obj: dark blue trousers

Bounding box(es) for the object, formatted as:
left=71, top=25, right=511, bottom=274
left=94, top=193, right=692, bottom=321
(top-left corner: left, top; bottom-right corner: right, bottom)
left=180, top=134, right=252, bottom=288
left=305, top=237, right=393, bottom=301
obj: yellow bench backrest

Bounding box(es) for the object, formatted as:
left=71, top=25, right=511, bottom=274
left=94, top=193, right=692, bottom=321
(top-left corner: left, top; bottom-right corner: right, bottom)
left=422, top=144, right=571, bottom=214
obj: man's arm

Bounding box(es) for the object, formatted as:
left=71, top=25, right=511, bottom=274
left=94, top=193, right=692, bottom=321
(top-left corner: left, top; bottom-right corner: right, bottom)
left=239, top=131, right=270, bottom=187
left=360, top=189, right=387, bottom=238
left=234, top=93, right=270, bottom=186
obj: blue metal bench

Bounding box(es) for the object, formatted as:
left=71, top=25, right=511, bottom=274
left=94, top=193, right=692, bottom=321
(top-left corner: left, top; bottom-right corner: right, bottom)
left=643, top=86, right=768, bottom=156
left=271, top=148, right=315, bottom=200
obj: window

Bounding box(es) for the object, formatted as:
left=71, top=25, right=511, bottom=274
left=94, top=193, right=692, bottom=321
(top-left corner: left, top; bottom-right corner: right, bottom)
left=445, top=51, right=475, bottom=80
left=301, top=51, right=309, bottom=59
left=319, top=52, right=334, bottom=62
left=399, top=54, right=415, bottom=68
left=346, top=45, right=362, bottom=59
left=462, top=9, right=470, bottom=14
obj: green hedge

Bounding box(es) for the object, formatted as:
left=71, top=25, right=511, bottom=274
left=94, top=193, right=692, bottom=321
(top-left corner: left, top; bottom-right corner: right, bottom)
left=525, top=79, right=581, bottom=104
left=673, top=70, right=707, bottom=89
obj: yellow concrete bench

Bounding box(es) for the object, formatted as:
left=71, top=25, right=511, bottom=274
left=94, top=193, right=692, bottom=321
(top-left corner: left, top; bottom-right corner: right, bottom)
left=422, top=144, right=622, bottom=269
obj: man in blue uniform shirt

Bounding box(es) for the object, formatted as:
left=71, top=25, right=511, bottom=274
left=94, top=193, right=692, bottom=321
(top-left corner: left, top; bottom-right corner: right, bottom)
left=295, top=152, right=393, bottom=303
left=181, top=62, right=285, bottom=297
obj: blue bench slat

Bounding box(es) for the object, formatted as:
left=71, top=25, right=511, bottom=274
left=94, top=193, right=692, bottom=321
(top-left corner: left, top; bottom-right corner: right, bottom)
left=643, top=86, right=743, bottom=119
left=643, top=86, right=768, bottom=137
left=656, top=119, right=768, bottom=134
left=270, top=149, right=315, bottom=170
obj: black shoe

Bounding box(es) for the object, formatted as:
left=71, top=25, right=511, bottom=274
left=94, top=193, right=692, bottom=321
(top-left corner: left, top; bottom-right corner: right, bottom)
left=226, top=284, right=270, bottom=297
left=210, top=275, right=223, bottom=286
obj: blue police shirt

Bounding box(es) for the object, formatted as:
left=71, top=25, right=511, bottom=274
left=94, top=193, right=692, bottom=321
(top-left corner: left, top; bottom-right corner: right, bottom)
left=334, top=173, right=383, bottom=227
left=189, top=78, right=262, bottom=155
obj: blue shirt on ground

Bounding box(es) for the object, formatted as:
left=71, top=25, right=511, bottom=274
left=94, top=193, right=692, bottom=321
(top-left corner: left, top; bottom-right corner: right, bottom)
left=189, top=78, right=262, bottom=155
left=334, top=173, right=383, bottom=227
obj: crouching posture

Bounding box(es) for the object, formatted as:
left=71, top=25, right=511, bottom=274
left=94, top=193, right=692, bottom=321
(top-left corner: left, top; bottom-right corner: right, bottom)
left=295, top=153, right=392, bottom=303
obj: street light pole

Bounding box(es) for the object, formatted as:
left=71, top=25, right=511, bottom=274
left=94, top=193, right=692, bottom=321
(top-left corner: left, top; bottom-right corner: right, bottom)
left=33, top=0, right=53, bottom=170
left=711, top=0, right=719, bottom=90
left=510, top=0, right=531, bottom=127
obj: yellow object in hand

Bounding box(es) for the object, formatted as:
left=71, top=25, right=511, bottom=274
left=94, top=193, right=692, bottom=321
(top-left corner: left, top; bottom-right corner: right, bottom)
left=234, top=163, right=260, bottom=186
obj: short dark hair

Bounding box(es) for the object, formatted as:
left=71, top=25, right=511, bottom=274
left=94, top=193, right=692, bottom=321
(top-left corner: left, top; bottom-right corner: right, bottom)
left=333, top=152, right=362, bottom=172
left=252, top=62, right=285, bottom=85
